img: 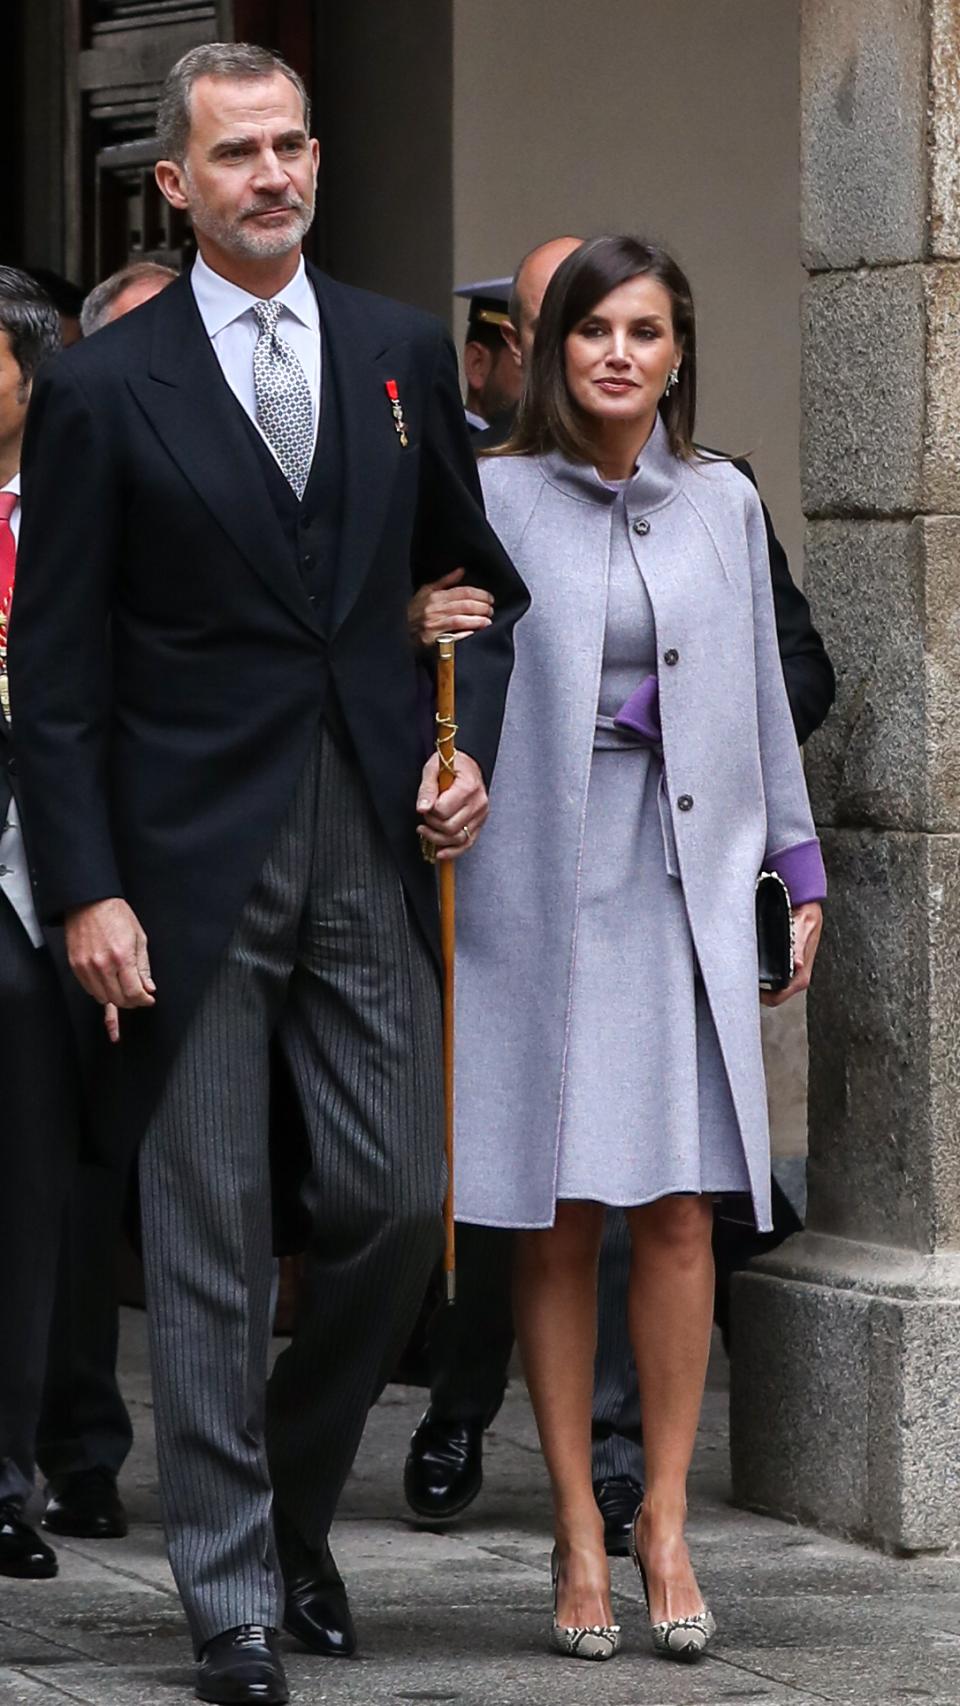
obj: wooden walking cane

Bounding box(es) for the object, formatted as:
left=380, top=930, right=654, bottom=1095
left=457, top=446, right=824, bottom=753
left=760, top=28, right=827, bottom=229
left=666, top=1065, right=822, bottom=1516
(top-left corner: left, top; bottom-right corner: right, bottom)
left=424, top=632, right=463, bottom=1304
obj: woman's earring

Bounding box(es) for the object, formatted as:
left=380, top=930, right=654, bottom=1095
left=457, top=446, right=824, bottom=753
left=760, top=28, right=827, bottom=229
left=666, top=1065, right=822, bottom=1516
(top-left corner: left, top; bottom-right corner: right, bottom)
left=665, top=366, right=680, bottom=395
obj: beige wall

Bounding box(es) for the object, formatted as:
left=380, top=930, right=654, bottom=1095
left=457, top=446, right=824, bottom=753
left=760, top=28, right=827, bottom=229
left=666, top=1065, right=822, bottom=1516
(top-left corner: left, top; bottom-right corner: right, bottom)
left=453, top=0, right=809, bottom=1163
left=317, top=0, right=453, bottom=320
left=453, top=0, right=804, bottom=574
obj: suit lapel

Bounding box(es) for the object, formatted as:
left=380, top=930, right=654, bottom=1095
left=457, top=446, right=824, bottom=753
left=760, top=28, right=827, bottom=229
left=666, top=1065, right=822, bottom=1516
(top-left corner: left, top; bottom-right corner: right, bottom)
left=309, top=269, right=411, bottom=634
left=126, top=274, right=317, bottom=635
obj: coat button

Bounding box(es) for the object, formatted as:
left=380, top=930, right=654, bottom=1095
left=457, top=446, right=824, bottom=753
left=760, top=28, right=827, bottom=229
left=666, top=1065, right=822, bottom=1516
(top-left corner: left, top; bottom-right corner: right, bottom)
left=677, top=794, right=694, bottom=812
left=632, top=517, right=650, bottom=536
left=663, top=648, right=679, bottom=666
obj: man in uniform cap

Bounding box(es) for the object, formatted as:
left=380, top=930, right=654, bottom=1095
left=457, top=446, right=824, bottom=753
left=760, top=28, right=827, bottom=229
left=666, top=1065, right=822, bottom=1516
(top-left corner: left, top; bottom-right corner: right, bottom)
left=454, top=278, right=523, bottom=434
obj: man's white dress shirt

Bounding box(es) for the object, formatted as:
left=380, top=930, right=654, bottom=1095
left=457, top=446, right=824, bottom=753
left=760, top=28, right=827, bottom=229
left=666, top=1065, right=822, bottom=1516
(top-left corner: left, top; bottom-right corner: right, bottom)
left=190, top=251, right=322, bottom=464
left=0, top=472, right=43, bottom=947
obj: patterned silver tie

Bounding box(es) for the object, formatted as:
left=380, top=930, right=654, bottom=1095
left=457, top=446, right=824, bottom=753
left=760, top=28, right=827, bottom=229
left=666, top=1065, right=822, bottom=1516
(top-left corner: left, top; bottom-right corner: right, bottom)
left=252, top=298, right=314, bottom=500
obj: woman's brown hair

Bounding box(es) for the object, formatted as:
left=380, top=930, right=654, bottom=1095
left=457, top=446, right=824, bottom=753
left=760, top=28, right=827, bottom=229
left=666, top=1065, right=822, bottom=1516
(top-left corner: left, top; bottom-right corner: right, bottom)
left=492, top=235, right=698, bottom=464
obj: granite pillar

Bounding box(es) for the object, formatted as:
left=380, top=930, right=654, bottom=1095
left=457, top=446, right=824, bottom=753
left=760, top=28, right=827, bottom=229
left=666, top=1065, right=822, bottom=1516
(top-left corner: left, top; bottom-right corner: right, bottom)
left=730, top=0, right=960, bottom=1551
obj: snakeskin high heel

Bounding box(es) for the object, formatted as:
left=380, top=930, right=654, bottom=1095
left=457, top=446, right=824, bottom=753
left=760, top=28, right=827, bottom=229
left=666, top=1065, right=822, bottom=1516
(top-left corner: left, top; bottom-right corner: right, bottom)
left=629, top=1506, right=715, bottom=1662
left=549, top=1546, right=621, bottom=1661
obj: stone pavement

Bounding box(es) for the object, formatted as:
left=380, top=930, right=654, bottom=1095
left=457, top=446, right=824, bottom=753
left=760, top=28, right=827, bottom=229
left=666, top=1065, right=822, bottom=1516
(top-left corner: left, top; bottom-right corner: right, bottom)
left=3, top=1310, right=960, bottom=1705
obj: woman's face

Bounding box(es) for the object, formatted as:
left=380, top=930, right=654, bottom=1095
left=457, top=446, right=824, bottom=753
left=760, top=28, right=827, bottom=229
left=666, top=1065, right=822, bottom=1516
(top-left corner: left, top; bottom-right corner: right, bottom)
left=564, top=275, right=681, bottom=427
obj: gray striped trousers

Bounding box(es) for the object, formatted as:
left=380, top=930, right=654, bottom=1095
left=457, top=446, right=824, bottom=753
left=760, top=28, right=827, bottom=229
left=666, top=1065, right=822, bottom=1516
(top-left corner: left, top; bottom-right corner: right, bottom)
left=138, top=729, right=443, bottom=1649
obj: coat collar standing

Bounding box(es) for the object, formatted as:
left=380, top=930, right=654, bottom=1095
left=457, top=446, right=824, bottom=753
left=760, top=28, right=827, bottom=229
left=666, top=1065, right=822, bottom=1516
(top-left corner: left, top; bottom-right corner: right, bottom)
left=541, top=411, right=684, bottom=513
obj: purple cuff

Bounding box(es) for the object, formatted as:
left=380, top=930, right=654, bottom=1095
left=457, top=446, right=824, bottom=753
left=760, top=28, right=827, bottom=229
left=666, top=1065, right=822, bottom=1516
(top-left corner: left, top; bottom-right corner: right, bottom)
left=614, top=675, right=661, bottom=743
left=767, top=839, right=826, bottom=906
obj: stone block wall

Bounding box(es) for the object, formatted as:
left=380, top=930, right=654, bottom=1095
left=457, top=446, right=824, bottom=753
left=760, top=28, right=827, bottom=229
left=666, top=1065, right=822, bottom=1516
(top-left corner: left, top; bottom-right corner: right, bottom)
left=731, top=0, right=960, bottom=1552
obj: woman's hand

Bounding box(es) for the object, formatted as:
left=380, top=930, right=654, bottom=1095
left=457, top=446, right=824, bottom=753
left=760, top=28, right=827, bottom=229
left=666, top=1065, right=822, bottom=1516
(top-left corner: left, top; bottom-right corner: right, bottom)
left=761, top=901, right=823, bottom=1008
left=408, top=568, right=494, bottom=647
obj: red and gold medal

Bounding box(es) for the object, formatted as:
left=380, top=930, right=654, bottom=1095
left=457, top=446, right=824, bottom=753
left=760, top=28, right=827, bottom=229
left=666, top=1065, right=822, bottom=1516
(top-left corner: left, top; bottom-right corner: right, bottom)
left=385, top=378, right=410, bottom=448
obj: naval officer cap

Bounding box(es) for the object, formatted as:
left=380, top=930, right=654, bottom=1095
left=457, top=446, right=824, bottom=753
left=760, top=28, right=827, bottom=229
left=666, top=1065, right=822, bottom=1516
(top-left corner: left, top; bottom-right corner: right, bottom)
left=454, top=277, right=513, bottom=346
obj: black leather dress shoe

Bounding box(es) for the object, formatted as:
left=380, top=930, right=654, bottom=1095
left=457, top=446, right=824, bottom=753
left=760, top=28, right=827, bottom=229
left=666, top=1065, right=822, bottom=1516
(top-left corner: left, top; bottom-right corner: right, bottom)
left=404, top=1407, right=485, bottom=1519
left=0, top=1498, right=58, bottom=1578
left=283, top=1539, right=357, bottom=1657
left=43, top=1468, right=128, bottom=1539
left=195, top=1625, right=288, bottom=1704
left=594, top=1475, right=645, bottom=1557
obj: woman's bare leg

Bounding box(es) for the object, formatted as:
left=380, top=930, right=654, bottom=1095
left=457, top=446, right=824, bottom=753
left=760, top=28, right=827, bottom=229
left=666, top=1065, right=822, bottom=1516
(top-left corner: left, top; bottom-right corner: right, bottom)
left=512, top=1201, right=611, bottom=1628
left=626, top=1194, right=715, bottom=1624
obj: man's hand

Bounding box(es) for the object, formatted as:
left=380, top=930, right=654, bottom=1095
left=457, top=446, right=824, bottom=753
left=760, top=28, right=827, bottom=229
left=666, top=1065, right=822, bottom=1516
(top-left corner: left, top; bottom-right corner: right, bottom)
left=761, top=902, right=823, bottom=1008
left=416, top=750, right=488, bottom=860
left=65, top=897, right=156, bottom=1010
left=408, top=568, right=493, bottom=647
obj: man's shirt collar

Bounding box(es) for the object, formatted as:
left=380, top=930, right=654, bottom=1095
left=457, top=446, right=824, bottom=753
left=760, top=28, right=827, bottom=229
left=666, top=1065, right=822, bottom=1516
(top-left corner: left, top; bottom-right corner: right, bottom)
left=191, top=250, right=317, bottom=337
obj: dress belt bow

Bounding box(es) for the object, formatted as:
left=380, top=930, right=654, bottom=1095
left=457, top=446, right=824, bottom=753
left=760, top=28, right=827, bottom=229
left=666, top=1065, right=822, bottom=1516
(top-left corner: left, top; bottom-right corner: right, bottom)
left=593, top=674, right=680, bottom=879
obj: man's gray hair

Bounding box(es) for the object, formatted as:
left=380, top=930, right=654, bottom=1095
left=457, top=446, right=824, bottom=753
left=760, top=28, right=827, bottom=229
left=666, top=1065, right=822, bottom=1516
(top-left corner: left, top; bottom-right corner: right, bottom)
left=80, top=261, right=178, bottom=337
left=156, top=41, right=311, bottom=164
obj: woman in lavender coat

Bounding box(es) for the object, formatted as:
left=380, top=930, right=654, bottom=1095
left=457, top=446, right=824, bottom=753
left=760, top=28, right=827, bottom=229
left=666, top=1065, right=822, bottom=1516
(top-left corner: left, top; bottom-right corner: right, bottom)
left=450, top=238, right=825, bottom=1663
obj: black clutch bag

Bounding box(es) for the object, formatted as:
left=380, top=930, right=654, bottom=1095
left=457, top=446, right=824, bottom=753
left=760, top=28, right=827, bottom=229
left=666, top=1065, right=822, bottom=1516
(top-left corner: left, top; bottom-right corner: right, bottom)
left=756, top=871, right=795, bottom=993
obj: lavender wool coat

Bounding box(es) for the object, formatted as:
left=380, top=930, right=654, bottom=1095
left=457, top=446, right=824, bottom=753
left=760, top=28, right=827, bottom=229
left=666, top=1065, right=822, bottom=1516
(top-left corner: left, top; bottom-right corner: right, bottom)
left=453, top=417, right=823, bottom=1232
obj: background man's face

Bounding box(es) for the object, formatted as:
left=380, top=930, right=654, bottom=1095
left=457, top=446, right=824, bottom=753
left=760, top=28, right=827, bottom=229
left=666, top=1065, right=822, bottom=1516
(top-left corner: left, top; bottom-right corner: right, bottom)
left=160, top=72, right=319, bottom=263
left=464, top=335, right=524, bottom=421
left=0, top=332, right=30, bottom=455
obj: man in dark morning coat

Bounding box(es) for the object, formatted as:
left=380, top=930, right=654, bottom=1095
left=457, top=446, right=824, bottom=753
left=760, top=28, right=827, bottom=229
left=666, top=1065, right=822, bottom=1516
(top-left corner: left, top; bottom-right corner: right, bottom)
left=404, top=236, right=835, bottom=1551
left=10, top=43, right=528, bottom=1706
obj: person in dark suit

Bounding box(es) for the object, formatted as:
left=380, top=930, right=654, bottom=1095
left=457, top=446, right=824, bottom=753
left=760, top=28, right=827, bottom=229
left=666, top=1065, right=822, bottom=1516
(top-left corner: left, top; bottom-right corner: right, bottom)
left=10, top=43, right=527, bottom=1706
left=34, top=261, right=192, bottom=1551
left=404, top=235, right=835, bottom=1552
left=0, top=266, right=96, bottom=1583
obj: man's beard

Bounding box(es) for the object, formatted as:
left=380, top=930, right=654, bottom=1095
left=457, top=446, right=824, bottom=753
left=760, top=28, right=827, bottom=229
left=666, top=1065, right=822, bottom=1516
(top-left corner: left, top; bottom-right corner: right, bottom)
left=187, top=178, right=316, bottom=261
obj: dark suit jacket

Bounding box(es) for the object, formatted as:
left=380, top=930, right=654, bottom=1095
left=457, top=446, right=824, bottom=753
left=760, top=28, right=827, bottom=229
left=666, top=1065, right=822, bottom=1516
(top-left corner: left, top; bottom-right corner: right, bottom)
left=9, top=266, right=529, bottom=1165
left=475, top=414, right=836, bottom=745
left=0, top=710, right=12, bottom=825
